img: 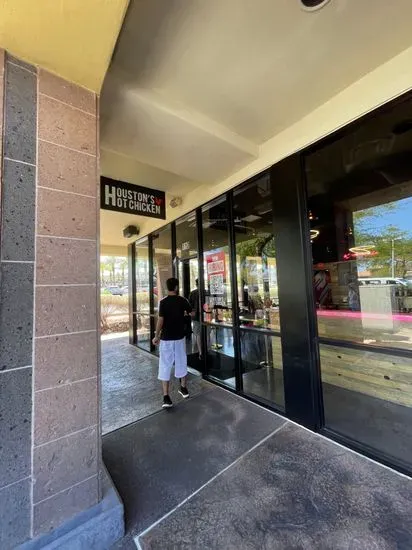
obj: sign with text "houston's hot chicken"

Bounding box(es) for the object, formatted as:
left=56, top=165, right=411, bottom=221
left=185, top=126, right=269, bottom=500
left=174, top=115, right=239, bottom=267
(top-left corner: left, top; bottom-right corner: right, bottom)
left=100, top=177, right=166, bottom=220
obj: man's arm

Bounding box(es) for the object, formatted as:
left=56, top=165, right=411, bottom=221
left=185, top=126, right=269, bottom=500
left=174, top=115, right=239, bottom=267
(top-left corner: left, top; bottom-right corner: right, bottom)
left=153, top=316, right=164, bottom=345
left=184, top=298, right=193, bottom=316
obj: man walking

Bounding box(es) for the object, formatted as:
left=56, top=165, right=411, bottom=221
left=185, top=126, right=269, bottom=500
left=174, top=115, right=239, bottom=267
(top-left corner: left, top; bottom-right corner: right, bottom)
left=152, top=277, right=192, bottom=408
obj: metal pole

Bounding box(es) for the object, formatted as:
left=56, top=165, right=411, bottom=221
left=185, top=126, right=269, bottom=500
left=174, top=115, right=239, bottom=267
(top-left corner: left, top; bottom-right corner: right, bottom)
left=392, top=238, right=395, bottom=278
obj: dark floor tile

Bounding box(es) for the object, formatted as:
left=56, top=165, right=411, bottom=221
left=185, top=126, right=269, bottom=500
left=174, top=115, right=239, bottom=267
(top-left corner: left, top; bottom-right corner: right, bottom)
left=139, top=423, right=412, bottom=550
left=103, top=388, right=286, bottom=535
left=0, top=368, right=32, bottom=488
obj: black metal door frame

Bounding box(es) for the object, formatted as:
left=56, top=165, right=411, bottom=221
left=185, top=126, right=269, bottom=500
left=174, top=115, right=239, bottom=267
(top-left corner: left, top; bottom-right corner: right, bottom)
left=271, top=155, right=323, bottom=430
left=127, top=242, right=137, bottom=346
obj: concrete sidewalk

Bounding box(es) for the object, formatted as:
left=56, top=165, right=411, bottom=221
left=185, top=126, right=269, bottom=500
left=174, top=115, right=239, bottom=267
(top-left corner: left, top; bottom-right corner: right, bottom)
left=103, top=381, right=412, bottom=549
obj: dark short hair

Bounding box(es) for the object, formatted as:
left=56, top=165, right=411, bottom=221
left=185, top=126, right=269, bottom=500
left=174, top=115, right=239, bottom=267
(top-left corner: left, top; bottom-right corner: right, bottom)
left=166, top=277, right=179, bottom=291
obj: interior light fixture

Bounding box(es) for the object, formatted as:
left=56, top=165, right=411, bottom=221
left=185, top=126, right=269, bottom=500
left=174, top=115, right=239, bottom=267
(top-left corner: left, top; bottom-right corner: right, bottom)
left=348, top=245, right=377, bottom=257
left=310, top=229, right=320, bottom=241
left=300, top=0, right=332, bottom=12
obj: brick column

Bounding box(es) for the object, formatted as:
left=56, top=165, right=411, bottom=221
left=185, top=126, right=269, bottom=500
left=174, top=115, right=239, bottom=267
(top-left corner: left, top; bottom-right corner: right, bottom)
left=0, top=51, right=36, bottom=549
left=33, top=69, right=99, bottom=536
left=0, top=51, right=101, bottom=547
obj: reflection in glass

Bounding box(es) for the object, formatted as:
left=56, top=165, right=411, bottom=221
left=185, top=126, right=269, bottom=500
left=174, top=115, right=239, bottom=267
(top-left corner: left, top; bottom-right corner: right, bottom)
left=202, top=198, right=235, bottom=385
left=202, top=198, right=233, bottom=325
left=176, top=212, right=198, bottom=260
left=135, top=239, right=151, bottom=350
left=320, top=343, right=412, bottom=465
left=175, top=212, right=200, bottom=364
left=136, top=314, right=151, bottom=352
left=305, top=95, right=412, bottom=464
left=205, top=325, right=235, bottom=387
left=152, top=226, right=173, bottom=314
left=240, top=331, right=284, bottom=409
left=306, top=114, right=412, bottom=351
left=233, top=175, right=280, bottom=331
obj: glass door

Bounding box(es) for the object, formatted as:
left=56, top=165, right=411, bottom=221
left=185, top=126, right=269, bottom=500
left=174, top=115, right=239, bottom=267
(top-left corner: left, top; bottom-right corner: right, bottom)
left=135, top=238, right=151, bottom=352
left=176, top=212, right=201, bottom=369
left=201, top=197, right=236, bottom=387
left=177, top=256, right=200, bottom=369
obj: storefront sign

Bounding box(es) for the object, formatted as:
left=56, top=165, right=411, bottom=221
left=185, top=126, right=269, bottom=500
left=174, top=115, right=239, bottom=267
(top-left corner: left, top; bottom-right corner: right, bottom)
left=100, top=177, right=166, bottom=219
left=206, top=251, right=226, bottom=295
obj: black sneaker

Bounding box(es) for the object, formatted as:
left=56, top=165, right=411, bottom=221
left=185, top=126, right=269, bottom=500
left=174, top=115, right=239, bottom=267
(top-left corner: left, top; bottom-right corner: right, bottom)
left=162, top=395, right=173, bottom=408
left=178, top=386, right=189, bottom=399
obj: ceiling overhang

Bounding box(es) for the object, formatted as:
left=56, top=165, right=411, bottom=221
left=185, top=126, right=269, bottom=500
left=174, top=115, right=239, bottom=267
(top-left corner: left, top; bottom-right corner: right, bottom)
left=0, top=0, right=129, bottom=91
left=98, top=0, right=412, bottom=249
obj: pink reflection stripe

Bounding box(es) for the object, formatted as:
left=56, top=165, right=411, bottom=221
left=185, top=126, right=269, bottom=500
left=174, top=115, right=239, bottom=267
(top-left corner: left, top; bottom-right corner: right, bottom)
left=317, top=310, right=412, bottom=323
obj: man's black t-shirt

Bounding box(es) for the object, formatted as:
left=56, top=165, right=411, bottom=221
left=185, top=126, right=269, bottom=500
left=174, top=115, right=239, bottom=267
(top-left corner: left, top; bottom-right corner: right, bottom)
left=159, top=295, right=192, bottom=341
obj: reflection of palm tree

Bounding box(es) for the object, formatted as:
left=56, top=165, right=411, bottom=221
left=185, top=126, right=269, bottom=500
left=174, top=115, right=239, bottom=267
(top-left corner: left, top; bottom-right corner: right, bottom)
left=117, top=258, right=128, bottom=286
left=237, top=234, right=275, bottom=307
left=353, top=202, right=412, bottom=278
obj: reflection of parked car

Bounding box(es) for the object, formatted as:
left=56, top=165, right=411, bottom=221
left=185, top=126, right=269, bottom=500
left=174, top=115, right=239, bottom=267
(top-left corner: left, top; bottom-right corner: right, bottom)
left=359, top=278, right=407, bottom=287
left=106, top=286, right=124, bottom=296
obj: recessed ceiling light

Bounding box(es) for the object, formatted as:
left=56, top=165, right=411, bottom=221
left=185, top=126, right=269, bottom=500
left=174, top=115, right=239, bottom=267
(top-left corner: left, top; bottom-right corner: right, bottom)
left=300, top=0, right=332, bottom=12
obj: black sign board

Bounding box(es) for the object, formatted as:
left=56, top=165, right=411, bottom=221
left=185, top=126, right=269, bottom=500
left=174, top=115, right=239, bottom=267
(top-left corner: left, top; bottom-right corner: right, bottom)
left=100, top=177, right=166, bottom=220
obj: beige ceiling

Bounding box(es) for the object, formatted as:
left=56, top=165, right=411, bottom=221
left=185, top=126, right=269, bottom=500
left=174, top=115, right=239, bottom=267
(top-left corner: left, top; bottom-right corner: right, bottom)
left=0, top=0, right=128, bottom=91
left=100, top=0, right=412, bottom=249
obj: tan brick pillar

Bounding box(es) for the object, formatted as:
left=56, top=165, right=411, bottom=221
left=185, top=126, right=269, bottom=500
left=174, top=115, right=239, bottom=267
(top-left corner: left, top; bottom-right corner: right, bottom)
left=0, top=51, right=106, bottom=548
left=32, top=70, right=100, bottom=536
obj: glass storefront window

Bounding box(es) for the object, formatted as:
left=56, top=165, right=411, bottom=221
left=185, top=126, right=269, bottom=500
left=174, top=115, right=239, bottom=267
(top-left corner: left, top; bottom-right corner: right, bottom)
left=135, top=239, right=151, bottom=351
left=127, top=93, right=412, bottom=474
left=176, top=212, right=198, bottom=298
left=233, top=175, right=284, bottom=409
left=205, top=325, right=235, bottom=388
left=176, top=212, right=200, bottom=363
left=152, top=226, right=173, bottom=315
left=305, top=95, right=412, bottom=465
left=240, top=331, right=284, bottom=408
left=176, top=212, right=198, bottom=260
left=136, top=314, right=151, bottom=353
left=202, top=198, right=233, bottom=325
left=320, top=343, right=412, bottom=465
left=202, top=197, right=234, bottom=383
left=306, top=108, right=412, bottom=351
left=233, top=175, right=279, bottom=331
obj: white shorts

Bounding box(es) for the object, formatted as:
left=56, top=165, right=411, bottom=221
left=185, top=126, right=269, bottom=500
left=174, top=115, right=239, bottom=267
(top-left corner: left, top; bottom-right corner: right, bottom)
left=158, top=338, right=188, bottom=381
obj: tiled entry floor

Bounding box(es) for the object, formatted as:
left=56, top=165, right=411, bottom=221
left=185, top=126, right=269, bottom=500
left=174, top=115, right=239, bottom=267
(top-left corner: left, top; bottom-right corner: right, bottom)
left=103, top=385, right=412, bottom=550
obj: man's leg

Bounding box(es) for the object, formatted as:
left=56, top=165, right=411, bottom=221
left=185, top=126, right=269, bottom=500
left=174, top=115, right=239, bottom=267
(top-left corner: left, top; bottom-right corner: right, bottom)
left=158, top=341, right=173, bottom=407
left=175, top=338, right=189, bottom=398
